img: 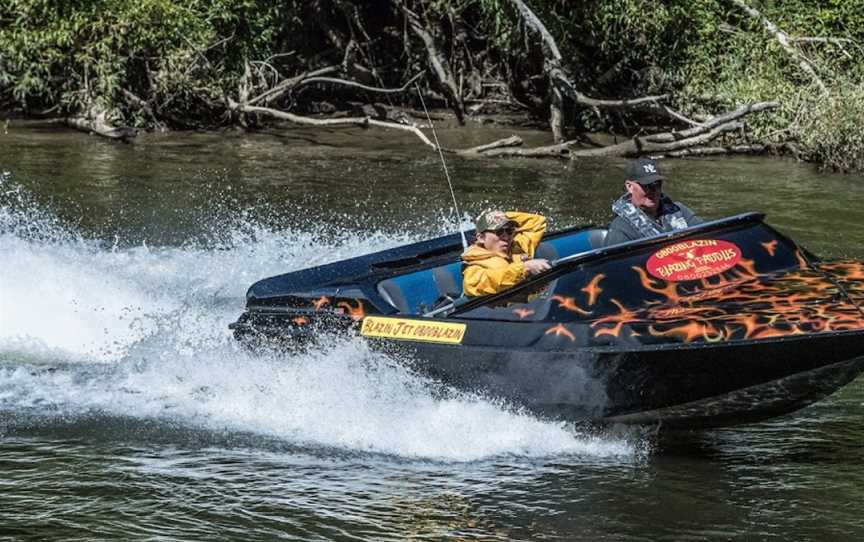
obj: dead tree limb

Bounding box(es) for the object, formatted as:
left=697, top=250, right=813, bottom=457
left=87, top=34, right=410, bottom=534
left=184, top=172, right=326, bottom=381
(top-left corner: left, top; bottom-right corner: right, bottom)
left=247, top=66, right=340, bottom=106
left=472, top=124, right=743, bottom=159
left=471, top=101, right=778, bottom=158
left=456, top=135, right=524, bottom=156
left=467, top=139, right=578, bottom=159
left=120, top=88, right=165, bottom=131
left=394, top=0, right=466, bottom=124
left=228, top=98, right=438, bottom=148
left=789, top=37, right=854, bottom=45
left=659, top=145, right=767, bottom=157
left=298, top=71, right=425, bottom=95
left=658, top=142, right=801, bottom=159
left=506, top=0, right=672, bottom=141
left=66, top=105, right=138, bottom=140
left=728, top=0, right=829, bottom=95
left=645, top=101, right=777, bottom=142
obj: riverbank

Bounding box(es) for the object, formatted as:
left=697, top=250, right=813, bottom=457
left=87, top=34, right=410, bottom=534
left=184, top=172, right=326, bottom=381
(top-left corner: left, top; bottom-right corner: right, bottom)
left=2, top=1, right=862, bottom=170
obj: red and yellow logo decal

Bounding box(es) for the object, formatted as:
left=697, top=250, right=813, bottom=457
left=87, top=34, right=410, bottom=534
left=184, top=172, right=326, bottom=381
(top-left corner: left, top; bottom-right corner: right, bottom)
left=647, top=239, right=741, bottom=282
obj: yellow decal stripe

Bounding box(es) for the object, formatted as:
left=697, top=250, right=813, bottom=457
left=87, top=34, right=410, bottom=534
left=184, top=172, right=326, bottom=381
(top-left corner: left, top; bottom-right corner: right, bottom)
left=360, top=316, right=466, bottom=345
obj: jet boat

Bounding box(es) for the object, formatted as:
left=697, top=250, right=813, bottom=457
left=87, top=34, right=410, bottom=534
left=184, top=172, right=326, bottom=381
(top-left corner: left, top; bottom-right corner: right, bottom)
left=230, top=213, right=864, bottom=428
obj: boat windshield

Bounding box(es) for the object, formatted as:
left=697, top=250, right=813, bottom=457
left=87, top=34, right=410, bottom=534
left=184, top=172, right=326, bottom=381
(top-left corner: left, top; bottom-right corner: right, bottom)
left=456, top=220, right=807, bottom=322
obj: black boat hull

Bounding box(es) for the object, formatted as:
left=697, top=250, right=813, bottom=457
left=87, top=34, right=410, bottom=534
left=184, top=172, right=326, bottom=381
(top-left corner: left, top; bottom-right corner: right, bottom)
left=379, top=330, right=864, bottom=428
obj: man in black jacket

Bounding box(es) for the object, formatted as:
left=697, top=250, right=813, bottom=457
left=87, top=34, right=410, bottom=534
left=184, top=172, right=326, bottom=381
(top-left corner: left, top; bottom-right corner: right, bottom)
left=603, top=158, right=704, bottom=247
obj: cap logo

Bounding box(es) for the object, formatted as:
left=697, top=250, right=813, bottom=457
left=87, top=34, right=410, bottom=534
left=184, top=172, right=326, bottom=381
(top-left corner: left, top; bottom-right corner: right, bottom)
left=642, top=164, right=657, bottom=174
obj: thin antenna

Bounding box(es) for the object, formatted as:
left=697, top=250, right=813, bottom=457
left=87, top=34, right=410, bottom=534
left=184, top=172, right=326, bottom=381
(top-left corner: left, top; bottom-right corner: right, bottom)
left=415, top=83, right=468, bottom=250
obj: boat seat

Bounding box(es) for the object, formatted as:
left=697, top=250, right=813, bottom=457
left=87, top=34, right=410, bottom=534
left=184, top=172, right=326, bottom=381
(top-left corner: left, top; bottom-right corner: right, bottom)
left=376, top=228, right=609, bottom=314
left=535, top=229, right=606, bottom=262
left=377, top=269, right=439, bottom=314
left=589, top=228, right=608, bottom=249
left=433, top=263, right=463, bottom=299
left=534, top=242, right=559, bottom=261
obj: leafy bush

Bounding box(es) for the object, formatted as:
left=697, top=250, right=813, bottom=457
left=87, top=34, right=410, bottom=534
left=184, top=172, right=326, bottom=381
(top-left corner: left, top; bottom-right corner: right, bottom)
left=799, top=84, right=864, bottom=172
left=0, top=0, right=296, bottom=124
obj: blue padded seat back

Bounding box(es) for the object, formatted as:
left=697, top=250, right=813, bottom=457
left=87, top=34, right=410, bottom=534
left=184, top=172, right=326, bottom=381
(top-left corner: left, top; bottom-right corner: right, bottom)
left=433, top=262, right=463, bottom=298
left=377, top=229, right=608, bottom=313
left=589, top=229, right=608, bottom=249
left=377, top=269, right=439, bottom=314
left=546, top=231, right=594, bottom=260
left=534, top=242, right=558, bottom=261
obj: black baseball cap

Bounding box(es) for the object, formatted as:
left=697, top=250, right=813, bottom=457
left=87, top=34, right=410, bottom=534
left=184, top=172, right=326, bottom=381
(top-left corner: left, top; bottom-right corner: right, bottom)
left=626, top=158, right=665, bottom=185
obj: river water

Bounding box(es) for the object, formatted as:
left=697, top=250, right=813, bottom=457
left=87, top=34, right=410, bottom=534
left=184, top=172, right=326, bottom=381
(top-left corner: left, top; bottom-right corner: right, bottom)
left=2, top=121, right=864, bottom=541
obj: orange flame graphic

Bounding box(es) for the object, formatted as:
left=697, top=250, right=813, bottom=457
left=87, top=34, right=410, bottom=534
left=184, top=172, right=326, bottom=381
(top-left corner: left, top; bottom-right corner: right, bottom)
left=337, top=300, right=366, bottom=321
left=545, top=323, right=576, bottom=341
left=551, top=295, right=592, bottom=315
left=586, top=261, right=864, bottom=344
left=648, top=320, right=725, bottom=342
left=592, top=299, right=640, bottom=338
left=581, top=273, right=606, bottom=306
left=761, top=240, right=778, bottom=257
left=512, top=308, right=535, bottom=319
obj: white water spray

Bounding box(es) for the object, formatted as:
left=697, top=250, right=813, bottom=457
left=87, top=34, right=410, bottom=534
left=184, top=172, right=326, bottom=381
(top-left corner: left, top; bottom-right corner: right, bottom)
left=0, top=178, right=636, bottom=460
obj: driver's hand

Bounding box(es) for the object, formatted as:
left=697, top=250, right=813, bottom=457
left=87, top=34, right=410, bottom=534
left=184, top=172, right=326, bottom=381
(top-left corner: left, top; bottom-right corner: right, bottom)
left=523, top=258, right=551, bottom=275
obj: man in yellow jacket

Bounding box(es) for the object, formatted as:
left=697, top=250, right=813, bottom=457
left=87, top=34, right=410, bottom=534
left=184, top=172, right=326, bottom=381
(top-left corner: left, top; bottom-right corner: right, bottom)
left=462, top=209, right=551, bottom=297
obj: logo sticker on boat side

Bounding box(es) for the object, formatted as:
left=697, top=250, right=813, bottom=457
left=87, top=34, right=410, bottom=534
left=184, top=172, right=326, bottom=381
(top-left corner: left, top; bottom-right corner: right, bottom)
left=360, top=316, right=466, bottom=344
left=647, top=239, right=742, bottom=282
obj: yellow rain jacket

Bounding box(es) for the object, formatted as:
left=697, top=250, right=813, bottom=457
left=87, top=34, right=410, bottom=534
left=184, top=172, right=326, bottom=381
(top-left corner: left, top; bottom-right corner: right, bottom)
left=462, top=211, right=547, bottom=297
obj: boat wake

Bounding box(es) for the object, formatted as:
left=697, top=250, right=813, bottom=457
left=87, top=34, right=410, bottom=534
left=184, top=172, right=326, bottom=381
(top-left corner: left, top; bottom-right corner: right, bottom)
left=0, top=177, right=638, bottom=461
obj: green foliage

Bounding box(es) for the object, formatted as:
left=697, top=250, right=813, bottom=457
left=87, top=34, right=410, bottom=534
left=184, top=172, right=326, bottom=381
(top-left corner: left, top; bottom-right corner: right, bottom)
left=0, top=0, right=297, bottom=123
left=799, top=84, right=864, bottom=172
left=672, top=1, right=864, bottom=169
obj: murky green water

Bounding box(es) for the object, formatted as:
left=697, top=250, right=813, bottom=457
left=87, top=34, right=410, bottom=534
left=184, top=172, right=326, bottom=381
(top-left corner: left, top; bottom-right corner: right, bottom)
left=2, top=120, right=864, bottom=540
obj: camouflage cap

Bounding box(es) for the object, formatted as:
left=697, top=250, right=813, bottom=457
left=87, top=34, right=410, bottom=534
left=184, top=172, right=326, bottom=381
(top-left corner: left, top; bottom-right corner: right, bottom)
left=474, top=209, right=516, bottom=232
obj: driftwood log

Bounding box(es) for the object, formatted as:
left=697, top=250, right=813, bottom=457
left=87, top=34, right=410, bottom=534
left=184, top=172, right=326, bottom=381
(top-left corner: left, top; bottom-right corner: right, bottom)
left=66, top=105, right=138, bottom=141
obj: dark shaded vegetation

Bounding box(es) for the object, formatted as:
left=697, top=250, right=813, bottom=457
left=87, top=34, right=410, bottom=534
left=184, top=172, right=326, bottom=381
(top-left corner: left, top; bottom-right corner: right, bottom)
left=1, top=1, right=862, bottom=170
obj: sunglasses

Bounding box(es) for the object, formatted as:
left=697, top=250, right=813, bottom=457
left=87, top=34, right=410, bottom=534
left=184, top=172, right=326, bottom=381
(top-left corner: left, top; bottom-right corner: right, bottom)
left=487, top=227, right=515, bottom=237
left=641, top=180, right=663, bottom=192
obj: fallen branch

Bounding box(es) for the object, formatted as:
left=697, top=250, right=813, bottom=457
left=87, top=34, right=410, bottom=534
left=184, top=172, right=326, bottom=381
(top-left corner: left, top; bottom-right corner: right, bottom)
left=470, top=139, right=578, bottom=158
left=248, top=66, right=340, bottom=106
left=642, top=101, right=777, bottom=143
left=657, top=142, right=800, bottom=159
left=659, top=144, right=767, bottom=157
left=470, top=101, right=778, bottom=159
left=228, top=98, right=438, bottom=148
left=120, top=88, right=165, bottom=131
left=647, top=104, right=705, bottom=127
left=66, top=104, right=138, bottom=140
left=298, top=71, right=424, bottom=95
left=788, top=36, right=854, bottom=45
left=456, top=135, right=524, bottom=156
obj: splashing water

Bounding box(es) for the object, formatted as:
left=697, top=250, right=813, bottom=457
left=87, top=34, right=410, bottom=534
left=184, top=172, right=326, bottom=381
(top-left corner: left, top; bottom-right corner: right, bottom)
left=0, top=175, right=637, bottom=461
